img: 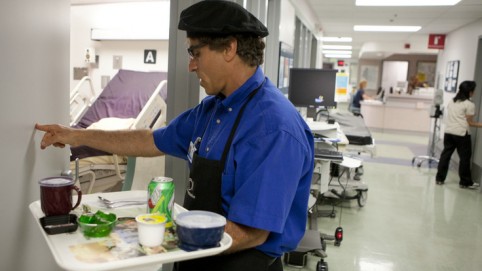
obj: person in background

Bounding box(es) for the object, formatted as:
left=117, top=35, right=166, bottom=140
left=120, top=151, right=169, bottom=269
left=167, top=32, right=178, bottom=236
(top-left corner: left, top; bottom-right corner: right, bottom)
left=436, top=80, right=482, bottom=189
left=350, top=80, right=372, bottom=115
left=35, top=1, right=314, bottom=271
left=407, top=75, right=424, bottom=95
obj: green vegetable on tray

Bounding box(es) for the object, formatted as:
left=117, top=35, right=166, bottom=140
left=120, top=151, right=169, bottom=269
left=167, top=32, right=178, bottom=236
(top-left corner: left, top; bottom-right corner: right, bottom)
left=78, top=210, right=117, bottom=238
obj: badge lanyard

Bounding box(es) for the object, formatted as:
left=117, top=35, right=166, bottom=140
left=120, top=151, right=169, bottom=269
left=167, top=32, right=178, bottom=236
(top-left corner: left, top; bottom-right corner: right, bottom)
left=187, top=79, right=266, bottom=163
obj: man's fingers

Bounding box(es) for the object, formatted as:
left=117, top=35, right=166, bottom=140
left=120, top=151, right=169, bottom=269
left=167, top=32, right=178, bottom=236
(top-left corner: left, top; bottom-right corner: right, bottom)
left=36, top=123, right=60, bottom=149
left=53, top=143, right=66, bottom=148
left=35, top=123, right=62, bottom=132
left=35, top=123, right=71, bottom=149
left=35, top=123, right=49, bottom=132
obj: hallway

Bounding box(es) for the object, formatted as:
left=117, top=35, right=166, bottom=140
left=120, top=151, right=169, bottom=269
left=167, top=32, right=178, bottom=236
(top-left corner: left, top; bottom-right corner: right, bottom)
left=285, top=128, right=482, bottom=271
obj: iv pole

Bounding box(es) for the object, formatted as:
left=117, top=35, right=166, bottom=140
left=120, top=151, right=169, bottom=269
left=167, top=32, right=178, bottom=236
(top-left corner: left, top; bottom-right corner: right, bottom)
left=412, top=104, right=443, bottom=168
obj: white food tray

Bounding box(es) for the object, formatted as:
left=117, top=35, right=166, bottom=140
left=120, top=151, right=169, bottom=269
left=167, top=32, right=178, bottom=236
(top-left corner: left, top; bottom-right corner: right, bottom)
left=29, top=190, right=232, bottom=271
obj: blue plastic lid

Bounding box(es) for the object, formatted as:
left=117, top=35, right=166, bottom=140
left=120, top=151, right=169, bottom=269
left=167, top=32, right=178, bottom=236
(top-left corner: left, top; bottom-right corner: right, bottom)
left=175, top=210, right=226, bottom=228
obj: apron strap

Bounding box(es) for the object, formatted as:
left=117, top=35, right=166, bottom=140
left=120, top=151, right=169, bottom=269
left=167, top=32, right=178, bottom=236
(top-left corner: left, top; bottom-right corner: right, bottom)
left=220, top=79, right=265, bottom=164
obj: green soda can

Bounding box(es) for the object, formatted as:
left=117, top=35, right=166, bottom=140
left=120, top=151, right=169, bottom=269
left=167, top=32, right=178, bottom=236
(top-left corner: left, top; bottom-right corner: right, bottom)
left=147, top=176, right=175, bottom=228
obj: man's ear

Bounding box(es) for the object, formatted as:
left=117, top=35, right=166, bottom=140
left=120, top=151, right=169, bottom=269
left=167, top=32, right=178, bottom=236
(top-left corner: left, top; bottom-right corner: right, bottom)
left=224, top=39, right=237, bottom=62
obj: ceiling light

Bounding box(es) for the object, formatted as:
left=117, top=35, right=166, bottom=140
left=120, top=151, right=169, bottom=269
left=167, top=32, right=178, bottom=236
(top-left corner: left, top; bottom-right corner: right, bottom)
left=324, top=54, right=352, bottom=59
left=323, top=50, right=352, bottom=55
left=356, top=0, right=461, bottom=6
left=322, top=45, right=353, bottom=50
left=354, top=25, right=421, bottom=32
left=321, top=37, right=352, bottom=42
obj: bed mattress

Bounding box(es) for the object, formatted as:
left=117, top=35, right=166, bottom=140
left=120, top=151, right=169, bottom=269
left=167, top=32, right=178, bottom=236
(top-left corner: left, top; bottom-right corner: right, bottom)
left=330, top=112, right=373, bottom=145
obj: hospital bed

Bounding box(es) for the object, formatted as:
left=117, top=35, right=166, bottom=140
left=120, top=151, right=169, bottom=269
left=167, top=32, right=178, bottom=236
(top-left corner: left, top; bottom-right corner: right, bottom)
left=69, top=69, right=168, bottom=194
left=330, top=111, right=376, bottom=157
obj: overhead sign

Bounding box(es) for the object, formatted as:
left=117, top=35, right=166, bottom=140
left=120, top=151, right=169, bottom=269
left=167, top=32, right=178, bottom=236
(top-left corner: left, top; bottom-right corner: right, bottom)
left=428, top=34, right=446, bottom=49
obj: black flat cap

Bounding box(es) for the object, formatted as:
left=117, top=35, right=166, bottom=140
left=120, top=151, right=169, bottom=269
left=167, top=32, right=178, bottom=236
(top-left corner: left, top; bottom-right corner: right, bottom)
left=178, top=1, right=269, bottom=38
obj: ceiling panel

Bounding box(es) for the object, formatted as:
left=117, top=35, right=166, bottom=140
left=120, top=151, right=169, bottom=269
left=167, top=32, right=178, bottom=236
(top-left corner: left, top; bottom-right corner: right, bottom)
left=306, top=0, right=482, bottom=60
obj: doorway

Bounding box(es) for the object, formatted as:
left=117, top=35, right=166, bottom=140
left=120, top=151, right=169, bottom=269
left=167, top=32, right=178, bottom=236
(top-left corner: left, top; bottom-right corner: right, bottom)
left=471, top=36, right=482, bottom=183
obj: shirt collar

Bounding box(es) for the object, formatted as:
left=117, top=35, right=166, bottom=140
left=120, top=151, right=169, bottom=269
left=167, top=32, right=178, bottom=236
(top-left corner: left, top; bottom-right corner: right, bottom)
left=218, top=67, right=265, bottom=109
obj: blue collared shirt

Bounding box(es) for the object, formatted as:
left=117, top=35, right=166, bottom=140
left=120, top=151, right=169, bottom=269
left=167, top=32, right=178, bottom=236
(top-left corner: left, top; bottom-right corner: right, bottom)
left=153, top=67, right=314, bottom=257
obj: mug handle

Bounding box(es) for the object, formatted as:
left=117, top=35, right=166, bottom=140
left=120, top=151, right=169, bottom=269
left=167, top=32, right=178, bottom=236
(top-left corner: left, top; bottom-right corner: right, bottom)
left=71, top=186, right=82, bottom=210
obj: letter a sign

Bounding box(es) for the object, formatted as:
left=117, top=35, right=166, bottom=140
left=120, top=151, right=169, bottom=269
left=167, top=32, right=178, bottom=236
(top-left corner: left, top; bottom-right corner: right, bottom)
left=428, top=34, right=445, bottom=49
left=144, top=49, right=157, bottom=64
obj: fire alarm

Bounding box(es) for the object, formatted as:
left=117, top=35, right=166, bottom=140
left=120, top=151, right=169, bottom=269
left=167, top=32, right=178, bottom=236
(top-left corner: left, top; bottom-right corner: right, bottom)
left=404, top=43, right=411, bottom=49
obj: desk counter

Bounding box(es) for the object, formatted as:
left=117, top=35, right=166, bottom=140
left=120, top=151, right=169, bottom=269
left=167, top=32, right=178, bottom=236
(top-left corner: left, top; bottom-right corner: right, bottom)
left=361, top=94, right=432, bottom=133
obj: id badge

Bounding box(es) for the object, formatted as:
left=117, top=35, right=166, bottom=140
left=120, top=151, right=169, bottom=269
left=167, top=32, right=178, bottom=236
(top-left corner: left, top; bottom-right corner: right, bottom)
left=187, top=137, right=201, bottom=163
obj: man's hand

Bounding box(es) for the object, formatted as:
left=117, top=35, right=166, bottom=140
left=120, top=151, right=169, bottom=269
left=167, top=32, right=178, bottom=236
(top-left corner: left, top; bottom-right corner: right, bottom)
left=35, top=123, right=74, bottom=149
left=224, top=220, right=269, bottom=254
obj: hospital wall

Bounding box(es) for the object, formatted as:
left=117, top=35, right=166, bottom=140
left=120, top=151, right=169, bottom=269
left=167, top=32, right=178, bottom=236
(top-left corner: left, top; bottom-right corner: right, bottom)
left=435, top=18, right=482, bottom=183
left=279, top=0, right=296, bottom=48
left=0, top=1, right=69, bottom=270
left=436, top=18, right=482, bottom=109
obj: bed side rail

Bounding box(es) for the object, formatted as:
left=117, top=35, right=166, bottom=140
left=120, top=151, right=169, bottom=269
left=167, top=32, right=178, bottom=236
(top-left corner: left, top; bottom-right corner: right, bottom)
left=70, top=76, right=96, bottom=126
left=131, top=80, right=167, bottom=130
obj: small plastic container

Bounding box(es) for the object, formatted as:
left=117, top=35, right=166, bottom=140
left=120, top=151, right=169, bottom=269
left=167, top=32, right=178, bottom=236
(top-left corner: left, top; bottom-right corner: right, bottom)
left=40, top=214, right=78, bottom=235
left=136, top=214, right=167, bottom=247
left=78, top=211, right=117, bottom=238
left=175, top=211, right=226, bottom=251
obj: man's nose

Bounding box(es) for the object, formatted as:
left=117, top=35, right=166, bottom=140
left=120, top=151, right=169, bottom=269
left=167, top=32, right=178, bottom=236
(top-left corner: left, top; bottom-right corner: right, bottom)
left=188, top=59, right=197, bottom=72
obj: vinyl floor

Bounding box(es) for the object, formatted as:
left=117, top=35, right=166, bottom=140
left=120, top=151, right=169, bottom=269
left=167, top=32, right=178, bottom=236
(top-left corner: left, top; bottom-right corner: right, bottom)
left=284, top=128, right=482, bottom=271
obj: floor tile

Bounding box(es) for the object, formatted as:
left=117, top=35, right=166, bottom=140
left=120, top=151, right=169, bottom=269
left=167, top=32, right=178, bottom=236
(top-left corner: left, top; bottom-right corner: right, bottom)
left=284, top=128, right=482, bottom=271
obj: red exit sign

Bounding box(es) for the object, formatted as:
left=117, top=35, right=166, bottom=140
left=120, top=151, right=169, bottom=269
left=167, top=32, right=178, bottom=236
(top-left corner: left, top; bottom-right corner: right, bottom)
left=428, top=34, right=446, bottom=49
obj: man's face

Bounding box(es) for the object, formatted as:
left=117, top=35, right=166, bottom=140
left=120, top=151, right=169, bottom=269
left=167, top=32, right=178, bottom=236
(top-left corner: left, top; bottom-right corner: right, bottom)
left=187, top=38, right=227, bottom=96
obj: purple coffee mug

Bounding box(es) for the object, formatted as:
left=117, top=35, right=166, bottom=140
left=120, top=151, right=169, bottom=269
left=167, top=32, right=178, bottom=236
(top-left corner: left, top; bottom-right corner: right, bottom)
left=39, top=177, right=82, bottom=216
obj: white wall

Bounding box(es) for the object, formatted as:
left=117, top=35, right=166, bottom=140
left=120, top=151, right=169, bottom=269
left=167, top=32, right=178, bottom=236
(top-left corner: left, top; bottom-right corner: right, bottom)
left=1, top=0, right=69, bottom=270
left=279, top=0, right=296, bottom=47
left=360, top=35, right=439, bottom=57
left=70, top=1, right=170, bottom=95
left=436, top=18, right=482, bottom=127
left=281, top=0, right=323, bottom=69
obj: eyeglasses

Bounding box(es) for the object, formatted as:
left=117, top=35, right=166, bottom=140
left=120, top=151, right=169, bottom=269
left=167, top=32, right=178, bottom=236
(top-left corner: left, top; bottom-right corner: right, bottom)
left=187, top=43, right=206, bottom=60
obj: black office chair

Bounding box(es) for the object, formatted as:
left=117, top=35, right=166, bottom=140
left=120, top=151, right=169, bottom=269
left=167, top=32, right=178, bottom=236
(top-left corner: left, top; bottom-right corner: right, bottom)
left=283, top=190, right=329, bottom=271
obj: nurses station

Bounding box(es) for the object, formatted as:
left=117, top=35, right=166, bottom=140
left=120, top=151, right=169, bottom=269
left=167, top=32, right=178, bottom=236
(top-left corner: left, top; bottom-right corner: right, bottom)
left=3, top=0, right=482, bottom=271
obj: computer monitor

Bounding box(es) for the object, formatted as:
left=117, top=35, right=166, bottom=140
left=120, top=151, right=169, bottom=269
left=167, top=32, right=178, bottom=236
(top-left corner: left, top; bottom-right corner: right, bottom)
left=288, top=68, right=337, bottom=118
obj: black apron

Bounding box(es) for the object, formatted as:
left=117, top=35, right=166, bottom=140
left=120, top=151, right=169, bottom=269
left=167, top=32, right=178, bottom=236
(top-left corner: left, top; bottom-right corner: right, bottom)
left=183, top=82, right=263, bottom=214
left=175, top=81, right=283, bottom=271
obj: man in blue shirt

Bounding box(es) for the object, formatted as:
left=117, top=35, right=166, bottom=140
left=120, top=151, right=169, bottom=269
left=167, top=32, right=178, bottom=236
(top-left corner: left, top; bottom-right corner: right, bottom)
left=36, top=2, right=314, bottom=270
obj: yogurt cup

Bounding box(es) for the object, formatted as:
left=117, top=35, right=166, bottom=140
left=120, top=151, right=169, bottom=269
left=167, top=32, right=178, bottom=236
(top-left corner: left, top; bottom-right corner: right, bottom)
left=135, top=214, right=166, bottom=247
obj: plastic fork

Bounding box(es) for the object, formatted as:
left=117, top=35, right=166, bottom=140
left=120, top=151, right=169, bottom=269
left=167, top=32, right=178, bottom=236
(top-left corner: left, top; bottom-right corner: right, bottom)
left=98, top=196, right=145, bottom=208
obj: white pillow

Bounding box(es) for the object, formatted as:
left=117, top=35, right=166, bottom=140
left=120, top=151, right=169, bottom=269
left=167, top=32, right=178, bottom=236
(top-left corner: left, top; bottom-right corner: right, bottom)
left=86, top=117, right=136, bottom=130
